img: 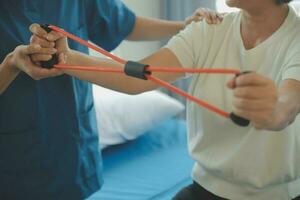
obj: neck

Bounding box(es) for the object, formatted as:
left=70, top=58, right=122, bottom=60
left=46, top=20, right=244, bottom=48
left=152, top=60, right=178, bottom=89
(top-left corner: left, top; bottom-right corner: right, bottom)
left=240, top=4, right=289, bottom=49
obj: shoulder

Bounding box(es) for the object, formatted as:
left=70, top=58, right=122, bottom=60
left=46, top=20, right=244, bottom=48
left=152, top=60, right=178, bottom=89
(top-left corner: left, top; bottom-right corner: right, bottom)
left=84, top=0, right=131, bottom=11
left=186, top=11, right=240, bottom=36
left=282, top=7, right=300, bottom=59
left=170, top=11, right=240, bottom=46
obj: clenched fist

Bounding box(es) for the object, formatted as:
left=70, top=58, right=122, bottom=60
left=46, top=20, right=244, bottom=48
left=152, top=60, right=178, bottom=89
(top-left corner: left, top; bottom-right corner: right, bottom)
left=227, top=72, right=279, bottom=130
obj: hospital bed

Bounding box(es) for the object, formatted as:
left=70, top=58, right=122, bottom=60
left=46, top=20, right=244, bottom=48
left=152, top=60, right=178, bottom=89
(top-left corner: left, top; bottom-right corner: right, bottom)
left=88, top=118, right=193, bottom=200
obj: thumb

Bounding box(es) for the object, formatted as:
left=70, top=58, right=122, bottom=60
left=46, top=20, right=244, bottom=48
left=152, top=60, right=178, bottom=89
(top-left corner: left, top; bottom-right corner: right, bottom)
left=227, top=77, right=236, bottom=89
left=16, top=44, right=41, bottom=55
left=58, top=53, right=67, bottom=64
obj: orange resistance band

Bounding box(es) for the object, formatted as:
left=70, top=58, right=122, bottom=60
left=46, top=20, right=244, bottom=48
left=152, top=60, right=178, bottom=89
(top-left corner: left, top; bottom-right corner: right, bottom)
left=49, top=25, right=242, bottom=121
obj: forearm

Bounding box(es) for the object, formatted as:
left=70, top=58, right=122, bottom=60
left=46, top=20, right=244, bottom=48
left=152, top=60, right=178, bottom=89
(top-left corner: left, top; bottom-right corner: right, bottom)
left=271, top=79, right=300, bottom=131
left=127, top=16, right=184, bottom=41
left=63, top=49, right=183, bottom=94
left=0, top=53, right=20, bottom=95
left=64, top=50, right=153, bottom=94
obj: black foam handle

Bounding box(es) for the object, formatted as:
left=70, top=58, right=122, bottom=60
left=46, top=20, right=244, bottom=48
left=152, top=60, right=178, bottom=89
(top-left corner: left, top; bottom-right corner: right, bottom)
left=40, top=24, right=58, bottom=69
left=230, top=71, right=252, bottom=127
left=124, top=61, right=150, bottom=80
left=229, top=113, right=250, bottom=127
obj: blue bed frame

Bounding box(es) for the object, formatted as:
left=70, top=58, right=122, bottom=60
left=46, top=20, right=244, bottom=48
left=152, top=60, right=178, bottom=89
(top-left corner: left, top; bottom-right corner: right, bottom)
left=88, top=118, right=193, bottom=200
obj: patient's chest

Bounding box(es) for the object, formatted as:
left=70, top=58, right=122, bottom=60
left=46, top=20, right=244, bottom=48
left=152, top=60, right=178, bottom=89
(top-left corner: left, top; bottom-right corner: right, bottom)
left=188, top=33, right=291, bottom=122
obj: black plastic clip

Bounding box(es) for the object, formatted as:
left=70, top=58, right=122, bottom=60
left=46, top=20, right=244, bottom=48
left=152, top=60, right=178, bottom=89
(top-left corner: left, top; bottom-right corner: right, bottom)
left=40, top=24, right=59, bottom=69
left=124, top=61, right=151, bottom=80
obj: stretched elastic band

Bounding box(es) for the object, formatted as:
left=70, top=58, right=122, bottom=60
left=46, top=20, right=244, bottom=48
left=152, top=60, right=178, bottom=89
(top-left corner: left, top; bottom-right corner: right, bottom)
left=47, top=24, right=250, bottom=127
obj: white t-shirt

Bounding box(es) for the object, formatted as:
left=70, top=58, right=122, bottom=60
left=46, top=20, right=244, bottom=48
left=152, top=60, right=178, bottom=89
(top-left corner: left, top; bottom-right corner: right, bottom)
left=166, top=6, right=300, bottom=200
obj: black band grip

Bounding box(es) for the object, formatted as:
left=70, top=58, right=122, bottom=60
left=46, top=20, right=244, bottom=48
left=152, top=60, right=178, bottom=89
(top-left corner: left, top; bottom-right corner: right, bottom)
left=40, top=24, right=58, bottom=69
left=229, top=113, right=250, bottom=127
left=230, top=71, right=252, bottom=127
left=124, top=61, right=150, bottom=80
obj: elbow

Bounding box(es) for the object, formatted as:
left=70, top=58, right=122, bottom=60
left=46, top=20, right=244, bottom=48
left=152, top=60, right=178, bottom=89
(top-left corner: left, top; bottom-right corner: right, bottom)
left=267, top=115, right=297, bottom=132
left=126, top=91, right=140, bottom=95
left=124, top=88, right=148, bottom=95
left=122, top=85, right=154, bottom=95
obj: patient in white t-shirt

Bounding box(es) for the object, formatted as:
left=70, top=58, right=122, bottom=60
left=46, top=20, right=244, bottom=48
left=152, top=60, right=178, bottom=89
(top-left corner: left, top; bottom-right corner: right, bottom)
left=30, top=0, right=300, bottom=199
left=166, top=1, right=300, bottom=200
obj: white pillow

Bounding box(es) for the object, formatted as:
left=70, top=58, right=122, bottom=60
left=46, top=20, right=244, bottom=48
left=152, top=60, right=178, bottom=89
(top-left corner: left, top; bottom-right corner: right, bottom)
left=92, top=85, right=185, bottom=150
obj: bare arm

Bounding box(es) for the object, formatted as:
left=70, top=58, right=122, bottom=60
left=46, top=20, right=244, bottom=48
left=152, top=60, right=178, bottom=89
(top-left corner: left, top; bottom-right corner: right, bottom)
left=126, top=16, right=184, bottom=41
left=271, top=79, right=300, bottom=130
left=27, top=8, right=223, bottom=92
left=126, top=9, right=223, bottom=41
left=0, top=53, right=20, bottom=95
left=29, top=23, right=189, bottom=94
left=0, top=44, right=61, bottom=95
left=63, top=48, right=184, bottom=94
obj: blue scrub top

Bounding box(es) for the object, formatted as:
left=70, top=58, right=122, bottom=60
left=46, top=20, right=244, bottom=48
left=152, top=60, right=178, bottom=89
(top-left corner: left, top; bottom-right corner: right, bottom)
left=0, top=0, right=135, bottom=199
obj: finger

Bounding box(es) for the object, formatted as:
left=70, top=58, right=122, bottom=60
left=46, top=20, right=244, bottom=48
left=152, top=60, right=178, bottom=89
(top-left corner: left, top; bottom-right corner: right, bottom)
left=205, top=13, right=214, bottom=24
left=195, top=16, right=204, bottom=22
left=31, top=54, right=53, bottom=62
left=188, top=16, right=201, bottom=24
left=30, top=48, right=57, bottom=62
left=195, top=9, right=210, bottom=21
left=217, top=14, right=224, bottom=22
left=35, top=47, right=57, bottom=55
left=23, top=44, right=41, bottom=55
left=236, top=73, right=268, bottom=87
left=233, top=86, right=269, bottom=99
left=30, top=35, right=55, bottom=48
left=195, top=8, right=209, bottom=17
left=233, top=98, right=274, bottom=111
left=46, top=32, right=64, bottom=42
left=28, top=41, right=56, bottom=54
left=227, top=78, right=235, bottom=89
left=232, top=108, right=259, bottom=121
left=200, top=8, right=214, bottom=24
left=210, top=12, right=219, bottom=24
left=27, top=65, right=63, bottom=80
left=29, top=23, right=48, bottom=39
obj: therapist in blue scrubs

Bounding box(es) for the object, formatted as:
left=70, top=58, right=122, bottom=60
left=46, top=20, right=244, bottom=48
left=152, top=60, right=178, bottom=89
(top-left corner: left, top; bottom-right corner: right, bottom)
left=0, top=0, right=212, bottom=199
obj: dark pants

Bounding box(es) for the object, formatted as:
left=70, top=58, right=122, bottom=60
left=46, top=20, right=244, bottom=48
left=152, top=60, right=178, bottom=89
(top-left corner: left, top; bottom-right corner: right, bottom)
left=172, top=181, right=300, bottom=200
left=172, top=182, right=227, bottom=200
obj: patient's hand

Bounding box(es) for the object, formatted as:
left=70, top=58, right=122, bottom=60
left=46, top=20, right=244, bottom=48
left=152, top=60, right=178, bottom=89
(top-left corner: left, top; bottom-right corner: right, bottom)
left=185, top=8, right=224, bottom=26
left=227, top=73, right=279, bottom=130
left=29, top=23, right=70, bottom=65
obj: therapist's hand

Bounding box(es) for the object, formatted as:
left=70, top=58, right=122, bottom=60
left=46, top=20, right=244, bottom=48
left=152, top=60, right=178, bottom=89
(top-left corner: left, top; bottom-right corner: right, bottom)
left=29, top=23, right=70, bottom=64
left=185, top=8, right=224, bottom=26
left=10, top=44, right=62, bottom=80
left=227, top=73, right=279, bottom=130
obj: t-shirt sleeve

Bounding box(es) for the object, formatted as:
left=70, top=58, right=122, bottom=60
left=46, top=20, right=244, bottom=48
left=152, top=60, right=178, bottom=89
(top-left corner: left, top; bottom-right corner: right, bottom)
left=165, top=21, right=211, bottom=69
left=282, top=50, right=300, bottom=82
left=85, top=0, right=136, bottom=51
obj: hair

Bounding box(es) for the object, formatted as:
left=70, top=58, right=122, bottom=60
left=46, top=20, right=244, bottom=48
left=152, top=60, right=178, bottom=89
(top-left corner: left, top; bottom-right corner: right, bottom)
left=275, top=0, right=293, bottom=5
